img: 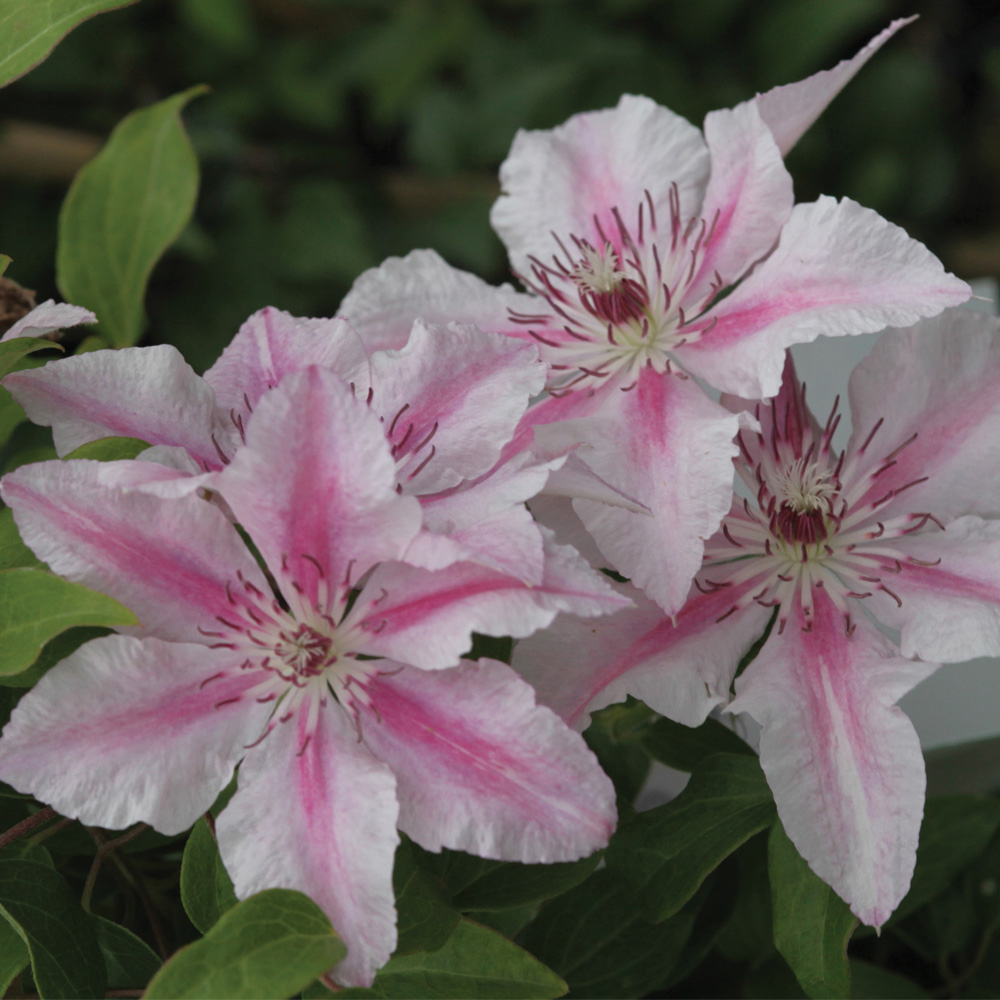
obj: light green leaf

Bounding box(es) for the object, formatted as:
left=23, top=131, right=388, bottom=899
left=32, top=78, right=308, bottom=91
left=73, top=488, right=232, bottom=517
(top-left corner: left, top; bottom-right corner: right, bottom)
left=0, top=916, right=29, bottom=998
left=93, top=915, right=161, bottom=990
left=0, top=858, right=107, bottom=999
left=144, top=888, right=345, bottom=1000
left=0, top=507, right=41, bottom=571
left=57, top=86, right=205, bottom=348
left=0, top=626, right=110, bottom=689
left=769, top=821, right=857, bottom=999
left=62, top=436, right=149, bottom=462
left=343, top=918, right=566, bottom=1000
left=0, top=567, right=138, bottom=676
left=180, top=817, right=237, bottom=934
left=0, top=337, right=63, bottom=381
left=0, top=1, right=141, bottom=87
left=606, top=753, right=775, bottom=922
left=0, top=255, right=10, bottom=276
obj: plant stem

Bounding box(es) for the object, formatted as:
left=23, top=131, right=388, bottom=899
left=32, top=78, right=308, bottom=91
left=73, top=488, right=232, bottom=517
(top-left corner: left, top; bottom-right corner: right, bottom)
left=0, top=806, right=55, bottom=851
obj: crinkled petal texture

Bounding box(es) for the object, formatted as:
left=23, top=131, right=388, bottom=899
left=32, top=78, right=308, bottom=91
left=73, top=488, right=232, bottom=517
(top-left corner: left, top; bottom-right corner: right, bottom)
left=728, top=590, right=938, bottom=927
left=369, top=320, right=545, bottom=491
left=0, top=635, right=269, bottom=835
left=752, top=18, right=914, bottom=156
left=3, top=344, right=231, bottom=466
left=537, top=370, right=744, bottom=615
left=690, top=101, right=793, bottom=296
left=339, top=249, right=537, bottom=353
left=679, top=196, right=971, bottom=399
left=869, top=517, right=1000, bottom=664
left=513, top=575, right=770, bottom=731
left=354, top=529, right=630, bottom=671
left=0, top=459, right=268, bottom=643
left=210, top=367, right=422, bottom=611
left=359, top=658, right=616, bottom=861
left=491, top=94, right=710, bottom=272
left=217, top=701, right=399, bottom=988
left=203, top=307, right=372, bottom=416
left=846, top=311, right=1000, bottom=521
left=0, top=300, right=95, bottom=341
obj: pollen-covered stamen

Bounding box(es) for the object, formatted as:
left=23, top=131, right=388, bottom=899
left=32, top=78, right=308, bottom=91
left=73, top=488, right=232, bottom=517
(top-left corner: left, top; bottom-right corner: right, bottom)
left=273, top=623, right=336, bottom=681
left=508, top=185, right=725, bottom=392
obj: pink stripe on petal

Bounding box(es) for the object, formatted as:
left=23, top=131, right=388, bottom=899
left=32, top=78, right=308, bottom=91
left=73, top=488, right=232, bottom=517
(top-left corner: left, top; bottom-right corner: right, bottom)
left=729, top=589, right=936, bottom=927
left=212, top=367, right=421, bottom=612
left=360, top=659, right=616, bottom=862
left=217, top=701, right=398, bottom=988
left=0, top=636, right=270, bottom=835
left=3, top=345, right=228, bottom=465
left=203, top=306, right=372, bottom=417
left=680, top=197, right=970, bottom=399
left=1, top=459, right=267, bottom=643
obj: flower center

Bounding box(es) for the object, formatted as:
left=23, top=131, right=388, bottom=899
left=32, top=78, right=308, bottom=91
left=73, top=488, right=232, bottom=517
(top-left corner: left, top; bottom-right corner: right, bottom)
left=273, top=622, right=336, bottom=678
left=773, top=459, right=839, bottom=545
left=508, top=185, right=723, bottom=393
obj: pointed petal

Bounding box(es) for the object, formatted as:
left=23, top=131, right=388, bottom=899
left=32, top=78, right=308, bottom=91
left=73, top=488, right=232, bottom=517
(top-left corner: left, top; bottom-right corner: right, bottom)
left=0, top=459, right=268, bottom=643
left=217, top=701, right=398, bottom=988
left=211, top=367, right=421, bottom=612
left=370, top=320, right=545, bottom=491
left=752, top=18, right=915, bottom=156
left=869, top=516, right=1000, bottom=664
left=538, top=370, right=744, bottom=614
left=491, top=95, right=710, bottom=274
left=203, top=307, right=371, bottom=417
left=339, top=249, right=537, bottom=352
left=2, top=345, right=229, bottom=465
left=360, top=659, right=615, bottom=861
left=728, top=590, right=936, bottom=927
left=0, top=300, right=95, bottom=342
left=845, top=312, right=1000, bottom=520
left=680, top=197, right=970, bottom=399
left=687, top=101, right=793, bottom=298
left=354, top=530, right=630, bottom=671
left=0, top=635, right=269, bottom=835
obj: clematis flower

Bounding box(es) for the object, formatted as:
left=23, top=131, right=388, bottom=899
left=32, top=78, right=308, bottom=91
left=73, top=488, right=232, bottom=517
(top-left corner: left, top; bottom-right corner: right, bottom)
left=0, top=366, right=624, bottom=986
left=0, top=297, right=95, bottom=343
left=514, top=308, right=1000, bottom=927
left=337, top=19, right=970, bottom=614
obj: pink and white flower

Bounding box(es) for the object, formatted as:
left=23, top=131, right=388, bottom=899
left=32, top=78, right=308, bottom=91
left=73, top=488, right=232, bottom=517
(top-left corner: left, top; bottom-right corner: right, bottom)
left=515, top=308, right=1000, bottom=927
left=0, top=366, right=623, bottom=986
left=338, top=20, right=970, bottom=613
left=0, top=298, right=95, bottom=342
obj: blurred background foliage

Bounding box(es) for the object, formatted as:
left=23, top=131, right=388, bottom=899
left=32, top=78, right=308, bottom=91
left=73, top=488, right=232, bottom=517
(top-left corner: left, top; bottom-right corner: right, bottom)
left=1, top=0, right=999, bottom=374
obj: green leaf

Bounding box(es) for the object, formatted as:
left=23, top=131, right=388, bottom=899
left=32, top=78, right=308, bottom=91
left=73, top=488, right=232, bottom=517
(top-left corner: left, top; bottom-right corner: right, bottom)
left=583, top=698, right=655, bottom=805
left=0, top=1, right=141, bottom=87
left=144, top=888, right=345, bottom=1000
left=890, top=795, right=1000, bottom=924
left=769, top=821, right=857, bottom=999
left=57, top=86, right=205, bottom=348
left=414, top=843, right=602, bottom=914
left=62, top=436, right=150, bottom=462
left=180, top=817, right=237, bottom=934
left=0, top=507, right=41, bottom=571
left=0, top=336, right=63, bottom=381
left=848, top=959, right=928, bottom=999
left=0, top=858, right=107, bottom=999
left=641, top=715, right=755, bottom=773
left=0, top=916, right=29, bottom=998
left=346, top=918, right=566, bottom=999
left=92, top=915, right=161, bottom=990
left=714, top=831, right=774, bottom=963
left=0, top=626, right=110, bottom=688
left=392, top=839, right=459, bottom=955
left=0, top=255, right=9, bottom=276
left=0, top=567, right=137, bottom=676
left=518, top=868, right=700, bottom=999
left=606, top=753, right=775, bottom=922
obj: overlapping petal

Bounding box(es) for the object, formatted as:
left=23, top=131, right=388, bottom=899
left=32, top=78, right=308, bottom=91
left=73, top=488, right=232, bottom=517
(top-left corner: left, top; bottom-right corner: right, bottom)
left=728, top=590, right=937, bottom=927
left=0, top=300, right=95, bottom=342
left=0, top=459, right=267, bottom=643
left=680, top=196, right=971, bottom=399
left=210, top=367, right=422, bottom=613
left=217, top=701, right=399, bottom=988
left=360, top=658, right=616, bottom=862
left=0, top=635, right=269, bottom=835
